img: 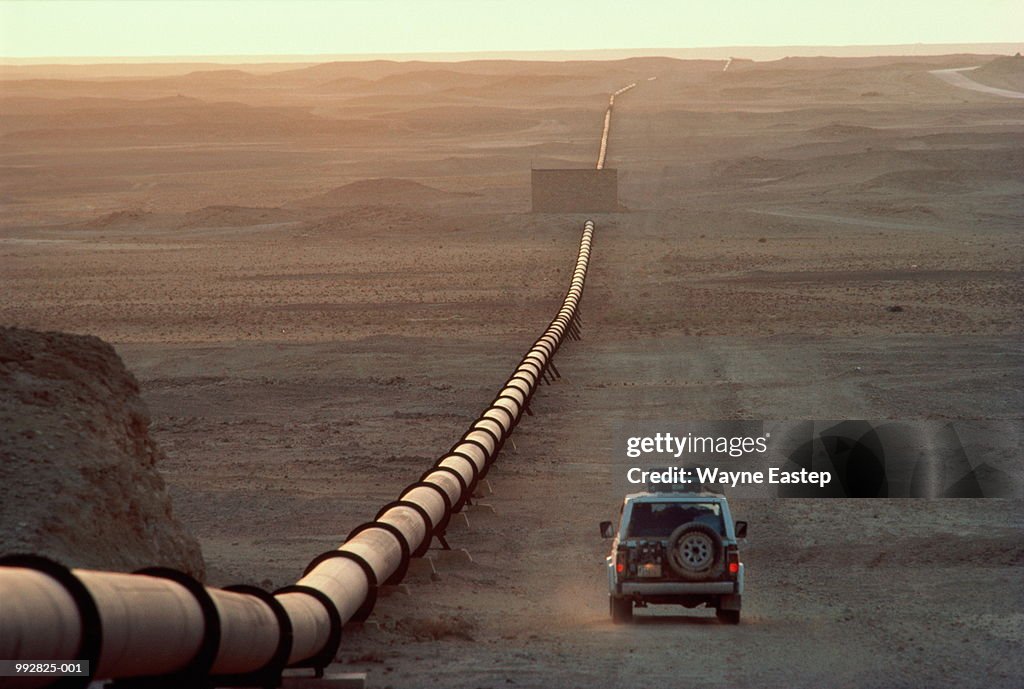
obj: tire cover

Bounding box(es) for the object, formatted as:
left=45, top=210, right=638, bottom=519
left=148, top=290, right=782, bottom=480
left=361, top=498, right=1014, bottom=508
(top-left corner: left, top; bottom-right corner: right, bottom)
left=667, top=522, right=724, bottom=580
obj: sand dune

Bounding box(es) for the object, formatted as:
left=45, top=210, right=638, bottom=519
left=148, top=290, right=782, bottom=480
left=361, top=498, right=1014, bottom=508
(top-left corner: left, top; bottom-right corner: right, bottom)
left=74, top=209, right=163, bottom=231
left=971, top=54, right=1024, bottom=91
left=154, top=68, right=261, bottom=87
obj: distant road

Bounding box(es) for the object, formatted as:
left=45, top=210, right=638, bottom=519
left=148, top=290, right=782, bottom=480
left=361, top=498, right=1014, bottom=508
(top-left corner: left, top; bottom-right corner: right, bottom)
left=929, top=66, right=1024, bottom=100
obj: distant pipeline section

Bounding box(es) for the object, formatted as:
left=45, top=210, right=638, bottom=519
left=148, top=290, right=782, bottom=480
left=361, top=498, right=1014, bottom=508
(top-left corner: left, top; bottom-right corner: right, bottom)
left=0, top=219, right=596, bottom=689
left=533, top=80, right=635, bottom=213
left=597, top=82, right=635, bottom=170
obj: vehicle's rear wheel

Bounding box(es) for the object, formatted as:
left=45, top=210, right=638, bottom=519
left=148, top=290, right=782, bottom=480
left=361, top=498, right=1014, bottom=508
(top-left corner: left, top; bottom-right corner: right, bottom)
left=610, top=596, right=633, bottom=624
left=716, top=607, right=740, bottom=625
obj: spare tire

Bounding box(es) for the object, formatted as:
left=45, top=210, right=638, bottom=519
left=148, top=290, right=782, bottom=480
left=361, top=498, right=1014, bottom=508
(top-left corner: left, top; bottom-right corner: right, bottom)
left=666, top=522, right=724, bottom=580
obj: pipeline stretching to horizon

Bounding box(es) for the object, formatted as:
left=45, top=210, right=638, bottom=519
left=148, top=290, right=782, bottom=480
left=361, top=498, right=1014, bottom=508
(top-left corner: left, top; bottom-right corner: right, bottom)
left=0, top=219, right=597, bottom=689
left=597, top=81, right=636, bottom=170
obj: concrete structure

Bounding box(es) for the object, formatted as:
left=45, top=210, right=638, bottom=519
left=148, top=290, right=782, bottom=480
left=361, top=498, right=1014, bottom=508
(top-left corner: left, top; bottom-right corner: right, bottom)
left=531, top=169, right=618, bottom=213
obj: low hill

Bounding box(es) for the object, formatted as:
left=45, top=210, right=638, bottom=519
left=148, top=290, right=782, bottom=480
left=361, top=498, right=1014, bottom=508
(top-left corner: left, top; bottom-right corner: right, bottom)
left=0, top=327, right=204, bottom=577
left=970, top=54, right=1024, bottom=92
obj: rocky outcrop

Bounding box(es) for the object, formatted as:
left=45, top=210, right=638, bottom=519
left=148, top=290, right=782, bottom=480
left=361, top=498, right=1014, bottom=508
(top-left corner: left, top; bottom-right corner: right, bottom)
left=0, top=326, right=204, bottom=578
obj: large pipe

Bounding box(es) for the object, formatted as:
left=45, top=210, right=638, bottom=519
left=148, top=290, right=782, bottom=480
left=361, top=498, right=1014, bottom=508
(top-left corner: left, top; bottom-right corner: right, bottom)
left=0, top=78, right=631, bottom=687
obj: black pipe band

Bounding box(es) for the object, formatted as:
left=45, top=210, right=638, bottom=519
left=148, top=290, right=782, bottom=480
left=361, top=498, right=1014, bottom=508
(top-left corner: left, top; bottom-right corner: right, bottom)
left=510, top=366, right=538, bottom=380
left=471, top=416, right=506, bottom=441
left=401, top=480, right=453, bottom=533
left=218, top=584, right=293, bottom=686
left=510, top=368, right=538, bottom=385
left=504, top=376, right=534, bottom=396
left=438, top=451, right=480, bottom=486
left=273, top=583, right=344, bottom=668
left=343, top=522, right=411, bottom=585
left=449, top=437, right=492, bottom=468
left=376, top=500, right=434, bottom=557
left=454, top=436, right=497, bottom=462
left=422, top=464, right=469, bottom=510
left=470, top=419, right=507, bottom=457
left=299, top=549, right=377, bottom=623
left=493, top=394, right=524, bottom=423
left=464, top=424, right=500, bottom=454
left=461, top=427, right=498, bottom=454
left=0, top=554, right=102, bottom=689
left=483, top=403, right=517, bottom=429
left=540, top=338, right=562, bottom=355
left=135, top=566, right=220, bottom=681
left=496, top=388, right=526, bottom=407
left=506, top=376, right=536, bottom=399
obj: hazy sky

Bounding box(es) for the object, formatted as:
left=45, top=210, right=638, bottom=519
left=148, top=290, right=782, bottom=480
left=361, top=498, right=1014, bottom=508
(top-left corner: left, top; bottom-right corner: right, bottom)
left=0, top=0, right=1021, bottom=58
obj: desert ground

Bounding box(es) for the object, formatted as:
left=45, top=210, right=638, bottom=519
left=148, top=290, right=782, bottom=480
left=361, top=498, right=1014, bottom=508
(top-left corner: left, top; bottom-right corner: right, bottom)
left=2, top=54, right=1023, bottom=687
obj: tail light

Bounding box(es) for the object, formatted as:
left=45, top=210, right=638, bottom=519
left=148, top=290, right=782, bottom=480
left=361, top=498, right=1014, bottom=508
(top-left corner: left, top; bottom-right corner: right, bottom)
left=727, top=546, right=740, bottom=576
left=615, top=548, right=626, bottom=574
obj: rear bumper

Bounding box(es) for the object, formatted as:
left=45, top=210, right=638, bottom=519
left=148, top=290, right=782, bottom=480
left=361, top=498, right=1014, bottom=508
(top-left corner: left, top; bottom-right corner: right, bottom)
left=619, top=581, right=736, bottom=595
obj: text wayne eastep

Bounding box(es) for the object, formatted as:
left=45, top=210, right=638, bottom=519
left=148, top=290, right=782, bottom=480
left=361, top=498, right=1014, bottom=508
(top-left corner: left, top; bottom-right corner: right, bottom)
left=624, top=431, right=832, bottom=488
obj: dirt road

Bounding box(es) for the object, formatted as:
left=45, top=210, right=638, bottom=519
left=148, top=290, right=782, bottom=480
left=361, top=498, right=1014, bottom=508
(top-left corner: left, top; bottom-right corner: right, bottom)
left=931, top=66, right=1024, bottom=99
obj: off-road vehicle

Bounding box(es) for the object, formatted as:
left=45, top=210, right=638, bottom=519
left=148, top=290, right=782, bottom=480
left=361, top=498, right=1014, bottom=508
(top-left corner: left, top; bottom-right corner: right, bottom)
left=601, top=482, right=747, bottom=624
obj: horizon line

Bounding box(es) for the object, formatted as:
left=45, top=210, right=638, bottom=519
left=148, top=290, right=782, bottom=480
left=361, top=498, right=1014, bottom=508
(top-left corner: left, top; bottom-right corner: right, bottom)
left=2, top=41, right=1020, bottom=65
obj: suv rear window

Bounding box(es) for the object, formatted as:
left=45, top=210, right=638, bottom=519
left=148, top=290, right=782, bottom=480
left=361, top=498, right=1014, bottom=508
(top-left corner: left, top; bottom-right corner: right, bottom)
left=626, top=502, right=724, bottom=538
